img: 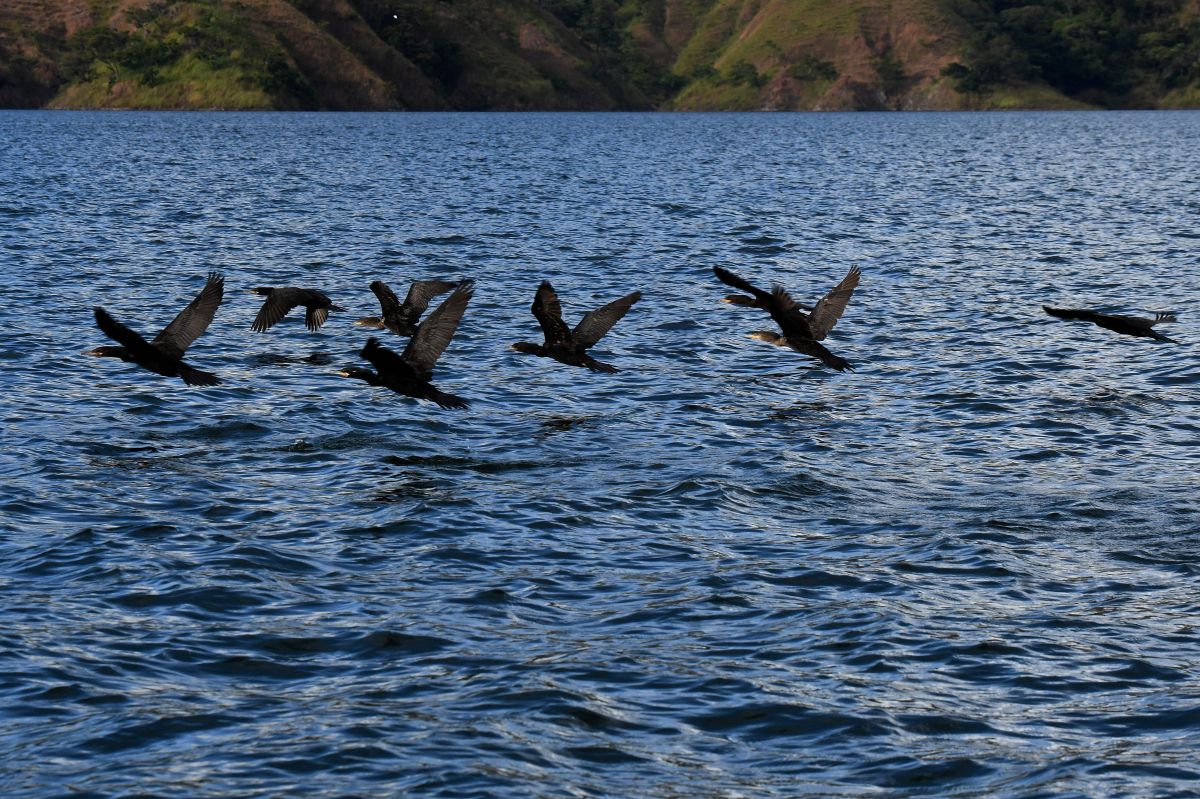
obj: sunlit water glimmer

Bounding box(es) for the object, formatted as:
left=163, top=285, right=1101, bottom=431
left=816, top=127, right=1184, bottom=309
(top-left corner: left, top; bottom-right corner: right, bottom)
left=2, top=110, right=1199, bottom=798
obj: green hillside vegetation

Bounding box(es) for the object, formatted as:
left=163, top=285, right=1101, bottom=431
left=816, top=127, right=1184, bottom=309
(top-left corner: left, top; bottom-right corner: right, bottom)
left=943, top=0, right=1200, bottom=107
left=0, top=0, right=1198, bottom=109
left=51, top=3, right=298, bottom=109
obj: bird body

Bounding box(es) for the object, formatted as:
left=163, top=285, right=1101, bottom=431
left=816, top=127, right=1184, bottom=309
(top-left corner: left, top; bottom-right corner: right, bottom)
left=748, top=330, right=851, bottom=369
left=1043, top=306, right=1177, bottom=342
left=512, top=281, right=641, bottom=373
left=714, top=265, right=860, bottom=372
left=90, top=271, right=224, bottom=386
left=251, top=286, right=344, bottom=332
left=356, top=279, right=458, bottom=336
left=340, top=280, right=474, bottom=409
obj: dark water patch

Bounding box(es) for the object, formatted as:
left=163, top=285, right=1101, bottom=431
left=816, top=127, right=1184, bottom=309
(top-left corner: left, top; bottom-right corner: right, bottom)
left=178, top=420, right=273, bottom=442
left=545, top=703, right=651, bottom=733
left=863, top=756, right=996, bottom=790
left=352, top=630, right=457, bottom=656
left=108, top=586, right=267, bottom=614
left=896, top=714, right=1002, bottom=736
left=82, top=713, right=242, bottom=756
left=207, top=544, right=323, bottom=574
left=405, top=234, right=473, bottom=245
left=563, top=744, right=649, bottom=764
left=687, top=702, right=889, bottom=742
left=382, top=452, right=585, bottom=475
left=452, top=587, right=516, bottom=605
left=1067, top=705, right=1200, bottom=736
left=195, top=655, right=320, bottom=680
left=760, top=568, right=897, bottom=595
left=536, top=414, right=596, bottom=435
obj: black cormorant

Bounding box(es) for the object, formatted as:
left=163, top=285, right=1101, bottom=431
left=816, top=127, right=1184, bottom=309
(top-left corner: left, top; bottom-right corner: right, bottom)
left=250, top=286, right=345, bottom=332
left=1043, top=306, right=1177, bottom=342
left=714, top=265, right=860, bottom=372
left=339, top=279, right=474, bottom=409
left=511, top=281, right=641, bottom=373
left=355, top=279, right=458, bottom=336
left=90, top=271, right=225, bottom=386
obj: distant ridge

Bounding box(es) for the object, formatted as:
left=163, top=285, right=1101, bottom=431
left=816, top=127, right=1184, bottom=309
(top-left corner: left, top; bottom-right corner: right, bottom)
left=1, top=0, right=1198, bottom=110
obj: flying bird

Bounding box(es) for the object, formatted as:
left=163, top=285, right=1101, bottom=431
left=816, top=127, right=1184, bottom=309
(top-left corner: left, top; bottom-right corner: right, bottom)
left=90, top=271, right=225, bottom=386
left=355, top=278, right=458, bottom=336
left=1043, top=306, right=1177, bottom=342
left=511, top=281, right=641, bottom=373
left=714, top=265, right=860, bottom=372
left=340, top=279, right=474, bottom=409
left=250, top=286, right=344, bottom=332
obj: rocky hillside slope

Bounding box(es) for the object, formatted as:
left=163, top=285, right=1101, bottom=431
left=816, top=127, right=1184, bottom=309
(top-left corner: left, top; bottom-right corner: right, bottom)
left=1, top=0, right=1197, bottom=109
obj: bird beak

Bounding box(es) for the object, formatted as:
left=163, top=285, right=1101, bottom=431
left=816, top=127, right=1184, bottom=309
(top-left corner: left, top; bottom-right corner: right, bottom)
left=86, top=348, right=103, bottom=356
left=336, top=369, right=351, bottom=377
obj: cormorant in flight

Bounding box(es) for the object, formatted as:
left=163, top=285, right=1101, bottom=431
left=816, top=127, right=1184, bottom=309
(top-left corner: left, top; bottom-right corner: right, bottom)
left=90, top=271, right=225, bottom=386
left=340, top=279, right=474, bottom=409
left=511, top=281, right=641, bottom=373
left=355, top=278, right=458, bottom=336
left=250, top=286, right=344, bottom=332
left=1043, top=306, right=1177, bottom=342
left=714, top=265, right=860, bottom=372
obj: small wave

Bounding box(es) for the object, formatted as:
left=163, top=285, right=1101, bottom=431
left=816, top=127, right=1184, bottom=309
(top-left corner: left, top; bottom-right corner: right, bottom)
left=405, top=234, right=473, bottom=245
left=84, top=712, right=240, bottom=754
left=687, top=702, right=889, bottom=741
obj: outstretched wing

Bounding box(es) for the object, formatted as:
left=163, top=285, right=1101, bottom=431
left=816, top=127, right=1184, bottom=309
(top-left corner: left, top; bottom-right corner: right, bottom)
left=713, top=266, right=772, bottom=304
left=153, top=271, right=224, bottom=357
left=94, top=307, right=156, bottom=359
left=370, top=280, right=404, bottom=318
left=532, top=281, right=571, bottom=346
left=251, top=288, right=298, bottom=332
left=572, top=291, right=641, bottom=350
left=402, top=279, right=474, bottom=376
left=361, top=336, right=416, bottom=380
left=305, top=305, right=328, bottom=332
left=805, top=266, right=860, bottom=341
left=401, top=279, right=458, bottom=319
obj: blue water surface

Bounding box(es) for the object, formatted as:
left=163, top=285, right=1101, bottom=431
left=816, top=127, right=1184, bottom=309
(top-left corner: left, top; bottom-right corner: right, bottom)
left=1, top=110, right=1199, bottom=798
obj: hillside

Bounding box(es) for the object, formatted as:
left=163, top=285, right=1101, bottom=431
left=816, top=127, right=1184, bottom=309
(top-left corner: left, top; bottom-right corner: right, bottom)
left=1, top=0, right=1198, bottom=109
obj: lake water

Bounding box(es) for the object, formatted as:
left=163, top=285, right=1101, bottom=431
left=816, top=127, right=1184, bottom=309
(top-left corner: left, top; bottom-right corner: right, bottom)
left=1, top=110, right=1199, bottom=798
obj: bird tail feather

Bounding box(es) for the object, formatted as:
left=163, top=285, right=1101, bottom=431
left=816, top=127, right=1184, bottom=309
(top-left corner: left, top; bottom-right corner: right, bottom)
left=428, top=388, right=469, bottom=409
left=179, top=364, right=221, bottom=386
left=796, top=340, right=854, bottom=372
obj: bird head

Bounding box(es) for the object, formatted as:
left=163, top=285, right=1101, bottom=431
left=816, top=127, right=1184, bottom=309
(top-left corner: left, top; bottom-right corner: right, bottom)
left=338, top=367, right=374, bottom=382
left=354, top=316, right=385, bottom=328
left=511, top=342, right=541, bottom=356
left=87, top=346, right=125, bottom=358
left=722, top=294, right=758, bottom=307
left=249, top=286, right=274, bottom=296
